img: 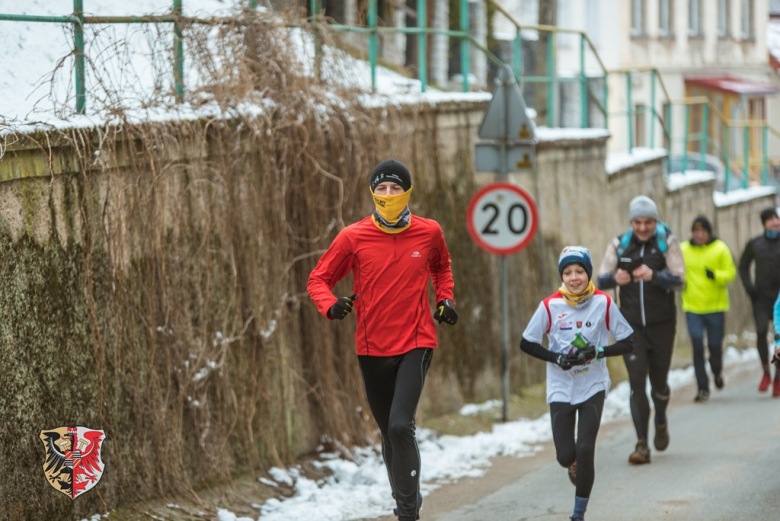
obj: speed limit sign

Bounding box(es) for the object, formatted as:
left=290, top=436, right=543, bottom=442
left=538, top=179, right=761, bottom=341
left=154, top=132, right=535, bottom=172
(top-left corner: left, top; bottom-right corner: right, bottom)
left=466, top=182, right=538, bottom=255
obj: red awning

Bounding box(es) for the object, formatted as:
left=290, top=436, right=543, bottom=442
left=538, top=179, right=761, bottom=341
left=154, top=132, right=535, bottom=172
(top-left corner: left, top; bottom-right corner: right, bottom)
left=685, top=76, right=779, bottom=96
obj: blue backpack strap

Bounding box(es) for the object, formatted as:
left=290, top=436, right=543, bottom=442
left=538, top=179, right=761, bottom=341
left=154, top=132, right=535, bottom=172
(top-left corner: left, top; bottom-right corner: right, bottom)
left=655, top=221, right=671, bottom=254
left=616, top=228, right=633, bottom=258
left=617, top=222, right=671, bottom=257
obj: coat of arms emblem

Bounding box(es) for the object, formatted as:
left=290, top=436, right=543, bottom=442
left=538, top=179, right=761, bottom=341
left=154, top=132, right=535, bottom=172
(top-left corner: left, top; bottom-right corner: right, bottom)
left=39, top=426, right=106, bottom=499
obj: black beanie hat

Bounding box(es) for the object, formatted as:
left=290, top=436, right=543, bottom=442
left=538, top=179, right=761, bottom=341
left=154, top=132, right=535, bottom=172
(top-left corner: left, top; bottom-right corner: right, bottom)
left=370, top=159, right=412, bottom=192
left=691, top=215, right=713, bottom=234
left=760, top=207, right=778, bottom=225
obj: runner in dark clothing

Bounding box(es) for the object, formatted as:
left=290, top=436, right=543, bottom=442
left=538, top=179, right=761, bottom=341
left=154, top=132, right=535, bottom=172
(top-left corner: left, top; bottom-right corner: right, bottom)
left=308, top=159, right=457, bottom=521
left=596, top=196, right=684, bottom=465
left=738, top=207, right=780, bottom=396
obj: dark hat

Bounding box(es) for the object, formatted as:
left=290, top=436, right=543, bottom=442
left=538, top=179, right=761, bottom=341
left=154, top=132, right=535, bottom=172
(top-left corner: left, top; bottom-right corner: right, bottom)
left=558, top=246, right=593, bottom=281
left=760, top=208, right=778, bottom=225
left=370, top=159, right=412, bottom=192
left=691, top=215, right=713, bottom=234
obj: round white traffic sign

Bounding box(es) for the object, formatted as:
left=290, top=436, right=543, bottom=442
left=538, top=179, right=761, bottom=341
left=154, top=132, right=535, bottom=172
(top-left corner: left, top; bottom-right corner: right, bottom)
left=466, top=182, right=538, bottom=255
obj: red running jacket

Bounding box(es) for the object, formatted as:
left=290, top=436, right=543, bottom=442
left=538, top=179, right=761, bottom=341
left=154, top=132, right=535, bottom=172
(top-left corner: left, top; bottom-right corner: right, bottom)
left=308, top=215, right=455, bottom=356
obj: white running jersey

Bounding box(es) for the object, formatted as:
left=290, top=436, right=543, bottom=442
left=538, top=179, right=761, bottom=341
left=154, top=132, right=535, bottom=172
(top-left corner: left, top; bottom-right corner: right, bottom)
left=523, top=289, right=633, bottom=405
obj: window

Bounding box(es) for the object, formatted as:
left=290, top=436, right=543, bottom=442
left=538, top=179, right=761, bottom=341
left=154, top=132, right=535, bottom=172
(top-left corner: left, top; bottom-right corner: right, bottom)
left=659, top=0, right=673, bottom=36
left=631, top=0, right=645, bottom=36
left=717, top=0, right=729, bottom=37
left=741, top=0, right=754, bottom=38
left=689, top=0, right=702, bottom=37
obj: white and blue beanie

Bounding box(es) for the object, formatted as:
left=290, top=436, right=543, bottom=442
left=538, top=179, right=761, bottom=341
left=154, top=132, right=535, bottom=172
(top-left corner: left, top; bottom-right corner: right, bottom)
left=558, top=246, right=593, bottom=280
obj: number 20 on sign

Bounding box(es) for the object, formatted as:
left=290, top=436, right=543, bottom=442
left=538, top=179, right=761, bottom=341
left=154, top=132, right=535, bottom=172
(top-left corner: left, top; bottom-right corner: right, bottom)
left=466, top=182, right=538, bottom=256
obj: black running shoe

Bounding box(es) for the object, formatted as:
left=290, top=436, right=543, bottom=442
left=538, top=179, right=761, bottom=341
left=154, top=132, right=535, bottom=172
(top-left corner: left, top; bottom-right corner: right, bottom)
left=714, top=375, right=724, bottom=390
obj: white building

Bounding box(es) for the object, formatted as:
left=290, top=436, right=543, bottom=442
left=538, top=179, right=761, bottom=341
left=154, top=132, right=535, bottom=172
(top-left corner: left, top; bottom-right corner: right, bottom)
left=545, top=0, right=779, bottom=184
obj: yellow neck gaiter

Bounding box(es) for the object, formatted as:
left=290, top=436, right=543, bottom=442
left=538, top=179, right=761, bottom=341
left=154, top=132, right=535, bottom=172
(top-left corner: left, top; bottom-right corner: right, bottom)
left=371, top=187, right=413, bottom=234
left=558, top=281, right=596, bottom=307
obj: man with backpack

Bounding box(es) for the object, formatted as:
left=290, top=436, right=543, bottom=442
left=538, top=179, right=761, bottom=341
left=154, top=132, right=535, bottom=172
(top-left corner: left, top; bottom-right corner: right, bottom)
left=596, top=195, right=685, bottom=465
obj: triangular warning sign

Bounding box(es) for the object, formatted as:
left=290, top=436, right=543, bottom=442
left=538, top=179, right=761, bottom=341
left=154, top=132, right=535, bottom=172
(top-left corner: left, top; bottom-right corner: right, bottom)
left=478, top=68, right=536, bottom=142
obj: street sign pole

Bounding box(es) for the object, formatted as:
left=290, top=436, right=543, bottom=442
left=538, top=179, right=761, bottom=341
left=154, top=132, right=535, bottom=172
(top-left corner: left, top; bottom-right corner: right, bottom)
left=474, top=65, right=539, bottom=423
left=499, top=71, right=510, bottom=424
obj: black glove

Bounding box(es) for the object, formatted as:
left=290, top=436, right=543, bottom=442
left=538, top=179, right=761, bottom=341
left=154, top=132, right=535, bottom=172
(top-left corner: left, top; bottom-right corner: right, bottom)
left=773, top=348, right=780, bottom=367
left=705, top=268, right=715, bottom=280
left=327, top=294, right=359, bottom=320
left=433, top=299, right=458, bottom=325
left=554, top=353, right=581, bottom=370
left=577, top=346, right=600, bottom=362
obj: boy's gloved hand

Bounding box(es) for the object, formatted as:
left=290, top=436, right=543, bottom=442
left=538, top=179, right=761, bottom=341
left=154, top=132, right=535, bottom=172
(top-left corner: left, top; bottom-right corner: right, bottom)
left=705, top=268, right=715, bottom=280
left=578, top=345, right=604, bottom=362
left=433, top=299, right=458, bottom=325
left=555, top=353, right=582, bottom=370
left=328, top=294, right=359, bottom=320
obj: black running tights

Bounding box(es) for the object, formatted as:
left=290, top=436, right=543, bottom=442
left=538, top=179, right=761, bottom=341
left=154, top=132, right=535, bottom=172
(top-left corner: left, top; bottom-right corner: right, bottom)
left=623, top=321, right=676, bottom=441
left=550, top=391, right=605, bottom=498
left=358, top=348, right=433, bottom=520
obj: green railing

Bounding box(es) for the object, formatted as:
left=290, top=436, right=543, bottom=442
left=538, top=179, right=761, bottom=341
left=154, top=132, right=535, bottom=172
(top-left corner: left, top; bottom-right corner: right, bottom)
left=316, top=0, right=779, bottom=191
left=0, top=0, right=254, bottom=114
left=665, top=97, right=780, bottom=192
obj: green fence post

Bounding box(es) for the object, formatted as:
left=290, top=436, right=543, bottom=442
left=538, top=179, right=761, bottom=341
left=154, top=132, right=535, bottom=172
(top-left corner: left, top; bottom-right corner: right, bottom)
left=626, top=72, right=633, bottom=152
left=724, top=126, right=731, bottom=193
left=513, top=28, right=522, bottom=79
left=682, top=104, right=690, bottom=173
left=369, top=0, right=377, bottom=92
left=417, top=0, right=427, bottom=92
left=460, top=0, right=469, bottom=92
left=665, top=102, right=672, bottom=175
left=173, top=0, right=184, bottom=101
left=700, top=103, right=709, bottom=171
left=74, top=0, right=86, bottom=114
left=249, top=0, right=258, bottom=7
left=650, top=69, right=656, bottom=148
left=762, top=125, right=769, bottom=186
left=311, top=0, right=322, bottom=81
left=743, top=125, right=750, bottom=188
left=547, top=30, right=555, bottom=127
left=579, top=34, right=587, bottom=128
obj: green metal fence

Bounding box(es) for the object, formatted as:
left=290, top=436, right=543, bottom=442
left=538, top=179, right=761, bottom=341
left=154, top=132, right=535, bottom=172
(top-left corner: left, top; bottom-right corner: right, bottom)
left=0, top=0, right=250, bottom=114
left=3, top=0, right=779, bottom=191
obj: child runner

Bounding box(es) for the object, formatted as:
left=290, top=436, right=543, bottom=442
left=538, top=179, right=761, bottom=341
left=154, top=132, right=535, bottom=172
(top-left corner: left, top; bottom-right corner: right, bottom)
left=520, top=246, right=634, bottom=521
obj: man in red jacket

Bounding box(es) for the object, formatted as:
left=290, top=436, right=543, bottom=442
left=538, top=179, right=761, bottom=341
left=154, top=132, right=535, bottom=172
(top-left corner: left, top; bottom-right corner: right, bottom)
left=308, top=159, right=457, bottom=521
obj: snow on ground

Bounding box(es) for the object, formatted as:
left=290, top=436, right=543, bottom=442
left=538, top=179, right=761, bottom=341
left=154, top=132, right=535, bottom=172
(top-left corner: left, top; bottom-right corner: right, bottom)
left=212, top=347, right=756, bottom=521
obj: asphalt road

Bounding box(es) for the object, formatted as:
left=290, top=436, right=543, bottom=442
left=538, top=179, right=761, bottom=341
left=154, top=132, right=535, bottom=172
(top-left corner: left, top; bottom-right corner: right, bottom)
left=374, top=362, right=780, bottom=521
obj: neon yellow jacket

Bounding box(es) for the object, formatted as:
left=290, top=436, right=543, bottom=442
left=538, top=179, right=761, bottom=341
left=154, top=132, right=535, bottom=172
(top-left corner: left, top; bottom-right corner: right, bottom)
left=680, top=239, right=737, bottom=313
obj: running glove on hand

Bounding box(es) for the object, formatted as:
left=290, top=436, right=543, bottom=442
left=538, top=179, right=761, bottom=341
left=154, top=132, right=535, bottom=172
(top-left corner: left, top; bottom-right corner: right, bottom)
left=554, top=353, right=581, bottom=370
left=705, top=268, right=715, bottom=280
left=578, top=345, right=604, bottom=362
left=328, top=294, right=358, bottom=320
left=433, top=299, right=458, bottom=325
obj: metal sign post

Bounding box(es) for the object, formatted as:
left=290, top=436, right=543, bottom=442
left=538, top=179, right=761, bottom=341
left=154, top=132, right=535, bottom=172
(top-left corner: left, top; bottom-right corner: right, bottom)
left=470, top=69, right=538, bottom=422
